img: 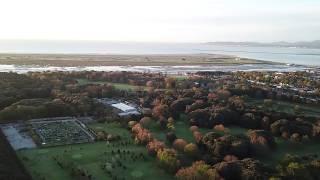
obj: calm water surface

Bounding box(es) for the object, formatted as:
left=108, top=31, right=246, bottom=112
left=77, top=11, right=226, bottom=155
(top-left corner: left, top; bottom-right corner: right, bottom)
left=0, top=40, right=319, bottom=66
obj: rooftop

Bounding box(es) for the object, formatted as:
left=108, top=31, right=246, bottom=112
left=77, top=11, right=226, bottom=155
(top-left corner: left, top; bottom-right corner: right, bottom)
left=112, top=103, right=137, bottom=112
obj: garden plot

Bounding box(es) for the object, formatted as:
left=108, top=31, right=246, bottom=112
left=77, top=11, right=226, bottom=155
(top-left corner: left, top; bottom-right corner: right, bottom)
left=30, top=117, right=95, bottom=147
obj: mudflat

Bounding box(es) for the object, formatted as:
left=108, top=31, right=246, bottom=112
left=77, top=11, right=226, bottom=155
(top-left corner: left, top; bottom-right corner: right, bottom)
left=0, top=54, right=278, bottom=66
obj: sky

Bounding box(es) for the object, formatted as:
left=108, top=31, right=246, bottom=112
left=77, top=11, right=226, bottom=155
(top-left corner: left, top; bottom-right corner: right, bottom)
left=0, top=0, right=319, bottom=42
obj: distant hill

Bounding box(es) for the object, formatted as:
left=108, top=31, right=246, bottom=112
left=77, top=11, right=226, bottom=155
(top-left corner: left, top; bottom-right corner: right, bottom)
left=206, top=40, right=320, bottom=49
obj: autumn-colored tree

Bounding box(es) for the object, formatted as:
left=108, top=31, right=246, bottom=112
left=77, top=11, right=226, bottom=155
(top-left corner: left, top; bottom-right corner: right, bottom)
left=167, top=117, right=175, bottom=131
left=128, top=121, right=138, bottom=129
left=131, top=123, right=153, bottom=145
left=173, top=139, right=188, bottom=152
left=146, top=139, right=166, bottom=156
left=132, top=123, right=143, bottom=135
left=135, top=129, right=153, bottom=145
left=140, top=117, right=152, bottom=128
left=223, top=155, right=238, bottom=162
left=165, top=77, right=176, bottom=89
left=216, top=89, right=231, bottom=101
left=176, top=161, right=221, bottom=180
left=152, top=104, right=170, bottom=118
left=157, top=148, right=180, bottom=173
left=193, top=131, right=203, bottom=144
left=189, top=126, right=199, bottom=133
left=184, top=143, right=198, bottom=157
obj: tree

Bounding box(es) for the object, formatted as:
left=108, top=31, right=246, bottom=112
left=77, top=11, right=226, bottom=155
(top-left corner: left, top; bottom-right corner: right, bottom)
left=173, top=139, right=188, bottom=152
left=140, top=117, right=152, bottom=128
left=167, top=117, right=175, bottom=131
left=176, top=161, right=221, bottom=180
left=193, top=131, right=203, bottom=144
left=189, top=126, right=199, bottom=133
left=165, top=77, right=176, bottom=89
left=184, top=143, right=198, bottom=158
left=157, top=148, right=180, bottom=173
left=152, top=104, right=170, bottom=118
left=247, top=130, right=276, bottom=156
left=147, top=139, right=165, bottom=156
left=166, top=132, right=177, bottom=144
left=216, top=89, right=231, bottom=101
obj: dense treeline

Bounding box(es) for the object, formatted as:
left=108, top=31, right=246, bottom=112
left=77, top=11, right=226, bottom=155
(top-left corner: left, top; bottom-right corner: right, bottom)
left=0, top=72, right=52, bottom=110
left=1, top=70, right=320, bottom=179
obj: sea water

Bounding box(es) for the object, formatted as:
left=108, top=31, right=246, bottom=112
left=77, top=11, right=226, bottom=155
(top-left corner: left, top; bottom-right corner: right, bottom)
left=0, top=40, right=319, bottom=66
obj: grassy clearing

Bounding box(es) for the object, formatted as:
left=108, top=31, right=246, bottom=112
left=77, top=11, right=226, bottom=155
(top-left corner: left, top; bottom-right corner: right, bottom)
left=76, top=78, right=147, bottom=91
left=247, top=98, right=320, bottom=118
left=148, top=115, right=320, bottom=166
left=17, top=122, right=173, bottom=180
left=257, top=138, right=320, bottom=166
left=148, top=115, right=248, bottom=144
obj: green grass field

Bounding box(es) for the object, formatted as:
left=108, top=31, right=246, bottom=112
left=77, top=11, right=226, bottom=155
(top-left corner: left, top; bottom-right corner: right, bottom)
left=257, top=138, right=320, bottom=166
left=76, top=78, right=147, bottom=91
left=147, top=114, right=320, bottom=166
left=17, top=122, right=173, bottom=180
left=17, top=115, right=320, bottom=179
left=247, top=98, right=320, bottom=118
left=148, top=115, right=248, bottom=144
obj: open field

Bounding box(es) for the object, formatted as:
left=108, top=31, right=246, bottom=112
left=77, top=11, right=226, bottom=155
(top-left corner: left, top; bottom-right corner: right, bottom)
left=149, top=115, right=248, bottom=143
left=247, top=98, right=320, bottom=118
left=77, top=78, right=147, bottom=90
left=17, top=122, right=173, bottom=180
left=0, top=53, right=278, bottom=66
left=258, top=138, right=320, bottom=166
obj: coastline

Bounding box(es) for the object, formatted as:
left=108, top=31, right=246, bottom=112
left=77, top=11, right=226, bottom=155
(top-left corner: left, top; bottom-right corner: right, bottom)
left=0, top=53, right=282, bottom=67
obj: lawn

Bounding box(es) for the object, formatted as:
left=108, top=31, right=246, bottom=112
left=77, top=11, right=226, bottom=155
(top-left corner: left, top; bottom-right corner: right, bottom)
left=76, top=78, right=147, bottom=91
left=257, top=137, right=320, bottom=166
left=247, top=98, right=320, bottom=118
left=148, top=114, right=248, bottom=144
left=146, top=114, right=320, bottom=167
left=17, top=122, right=173, bottom=180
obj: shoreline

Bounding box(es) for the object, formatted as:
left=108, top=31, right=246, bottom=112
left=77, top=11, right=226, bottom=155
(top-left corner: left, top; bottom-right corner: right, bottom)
left=0, top=53, right=283, bottom=67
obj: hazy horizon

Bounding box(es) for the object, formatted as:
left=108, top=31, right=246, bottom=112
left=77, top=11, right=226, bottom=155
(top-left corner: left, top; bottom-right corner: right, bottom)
left=1, top=0, right=319, bottom=43
left=1, top=39, right=320, bottom=44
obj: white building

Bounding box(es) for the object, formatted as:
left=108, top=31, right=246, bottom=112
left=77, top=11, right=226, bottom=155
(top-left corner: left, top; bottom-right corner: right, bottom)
left=111, top=103, right=140, bottom=117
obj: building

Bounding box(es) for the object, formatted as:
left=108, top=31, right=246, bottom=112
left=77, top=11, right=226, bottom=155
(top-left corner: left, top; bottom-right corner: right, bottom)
left=97, top=98, right=141, bottom=117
